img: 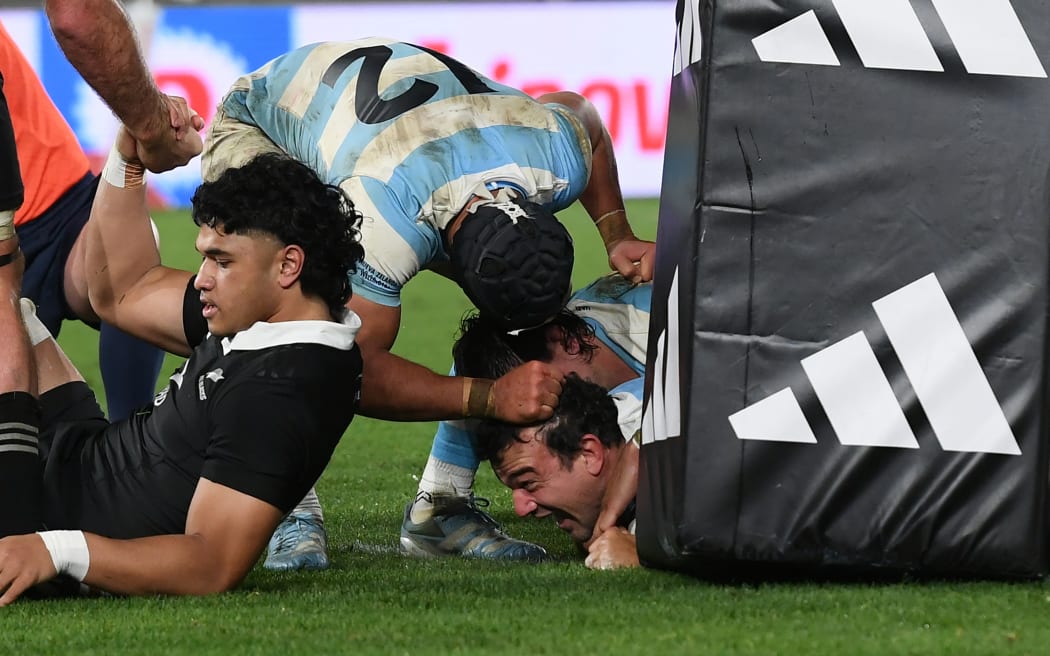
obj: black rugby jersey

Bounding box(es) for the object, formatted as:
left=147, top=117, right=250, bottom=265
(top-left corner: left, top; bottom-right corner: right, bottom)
left=42, top=283, right=362, bottom=538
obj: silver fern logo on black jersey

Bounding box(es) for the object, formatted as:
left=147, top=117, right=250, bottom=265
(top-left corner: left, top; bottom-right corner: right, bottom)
left=154, top=363, right=187, bottom=407
left=752, top=0, right=1045, bottom=78
left=198, top=369, right=225, bottom=401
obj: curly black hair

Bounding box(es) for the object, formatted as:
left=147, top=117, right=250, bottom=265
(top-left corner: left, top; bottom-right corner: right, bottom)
left=476, top=374, right=622, bottom=468
left=190, top=153, right=364, bottom=317
left=452, top=309, right=597, bottom=379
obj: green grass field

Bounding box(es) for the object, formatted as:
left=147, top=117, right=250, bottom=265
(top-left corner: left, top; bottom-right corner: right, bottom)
left=5, top=199, right=1050, bottom=655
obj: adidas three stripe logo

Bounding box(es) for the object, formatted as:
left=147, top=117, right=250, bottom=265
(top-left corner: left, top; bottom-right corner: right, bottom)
left=752, top=0, right=1046, bottom=78
left=728, top=273, right=1021, bottom=455
left=641, top=271, right=1020, bottom=455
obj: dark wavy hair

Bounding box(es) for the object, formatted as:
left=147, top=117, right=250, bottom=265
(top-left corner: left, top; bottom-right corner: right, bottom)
left=452, top=309, right=598, bottom=379
left=190, top=153, right=364, bottom=316
left=476, top=374, right=622, bottom=468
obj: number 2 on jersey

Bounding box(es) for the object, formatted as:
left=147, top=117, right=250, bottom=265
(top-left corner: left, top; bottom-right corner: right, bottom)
left=321, top=44, right=496, bottom=125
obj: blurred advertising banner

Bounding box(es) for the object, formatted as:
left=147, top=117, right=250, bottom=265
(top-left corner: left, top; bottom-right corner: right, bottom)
left=1, top=2, right=673, bottom=207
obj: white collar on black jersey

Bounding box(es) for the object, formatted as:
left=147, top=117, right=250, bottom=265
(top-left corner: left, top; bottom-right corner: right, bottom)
left=220, top=311, right=362, bottom=354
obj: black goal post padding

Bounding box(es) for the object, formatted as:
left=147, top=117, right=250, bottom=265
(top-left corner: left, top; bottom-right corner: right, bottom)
left=637, top=0, right=1050, bottom=580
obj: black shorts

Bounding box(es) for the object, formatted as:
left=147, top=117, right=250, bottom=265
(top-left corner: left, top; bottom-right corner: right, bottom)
left=37, top=381, right=107, bottom=529
left=17, top=173, right=99, bottom=336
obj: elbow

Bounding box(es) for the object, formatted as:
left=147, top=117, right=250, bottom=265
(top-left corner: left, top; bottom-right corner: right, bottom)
left=184, top=566, right=248, bottom=596
left=164, top=537, right=255, bottom=595
left=206, top=551, right=256, bottom=595
left=44, top=2, right=82, bottom=44
left=213, top=563, right=250, bottom=593
left=200, top=574, right=244, bottom=596
left=201, top=553, right=253, bottom=595
left=158, top=535, right=254, bottom=596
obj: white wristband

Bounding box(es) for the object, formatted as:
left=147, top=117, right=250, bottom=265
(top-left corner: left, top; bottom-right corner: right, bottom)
left=37, top=530, right=90, bottom=581
left=100, top=142, right=146, bottom=189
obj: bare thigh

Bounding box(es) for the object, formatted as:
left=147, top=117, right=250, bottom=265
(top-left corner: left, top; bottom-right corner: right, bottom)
left=32, top=337, right=84, bottom=395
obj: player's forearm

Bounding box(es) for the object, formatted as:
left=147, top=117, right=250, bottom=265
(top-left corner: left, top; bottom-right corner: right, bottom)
left=357, top=348, right=475, bottom=421
left=0, top=295, right=35, bottom=396
left=578, top=128, right=635, bottom=251
left=83, top=532, right=251, bottom=596
left=45, top=0, right=168, bottom=143
left=357, top=350, right=559, bottom=424
left=538, top=91, right=633, bottom=248
left=83, top=160, right=162, bottom=324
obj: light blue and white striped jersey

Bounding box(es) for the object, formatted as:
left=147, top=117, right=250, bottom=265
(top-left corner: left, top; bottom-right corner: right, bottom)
left=569, top=274, right=650, bottom=440
left=567, top=274, right=651, bottom=381
left=217, top=39, right=593, bottom=306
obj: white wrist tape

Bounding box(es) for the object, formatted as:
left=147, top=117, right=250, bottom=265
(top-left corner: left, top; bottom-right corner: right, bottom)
left=37, top=530, right=90, bottom=581
left=100, top=142, right=145, bottom=189
left=0, top=209, right=14, bottom=240
left=19, top=298, right=53, bottom=346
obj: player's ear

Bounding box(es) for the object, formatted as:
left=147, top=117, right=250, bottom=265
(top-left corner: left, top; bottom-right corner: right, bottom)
left=277, top=244, right=305, bottom=288
left=579, top=434, right=606, bottom=476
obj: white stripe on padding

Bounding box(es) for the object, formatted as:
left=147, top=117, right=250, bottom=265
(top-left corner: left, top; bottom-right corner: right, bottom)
left=752, top=11, right=840, bottom=67
left=873, top=273, right=1021, bottom=455
left=729, top=388, right=818, bottom=443
left=801, top=332, right=919, bottom=449
left=930, top=0, right=1046, bottom=78
left=0, top=444, right=38, bottom=455
left=834, top=0, right=943, bottom=71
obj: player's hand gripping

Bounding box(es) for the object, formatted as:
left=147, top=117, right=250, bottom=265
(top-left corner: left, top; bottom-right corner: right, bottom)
left=585, top=527, right=639, bottom=570
left=129, top=94, right=205, bottom=173
left=607, top=237, right=655, bottom=284
left=489, top=361, right=565, bottom=424
left=0, top=534, right=59, bottom=606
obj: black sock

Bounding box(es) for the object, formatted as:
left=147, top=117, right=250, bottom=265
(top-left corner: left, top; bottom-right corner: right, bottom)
left=0, top=391, right=42, bottom=536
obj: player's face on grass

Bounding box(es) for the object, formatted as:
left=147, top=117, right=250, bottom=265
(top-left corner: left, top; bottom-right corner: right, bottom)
left=193, top=224, right=285, bottom=336
left=494, top=428, right=606, bottom=543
